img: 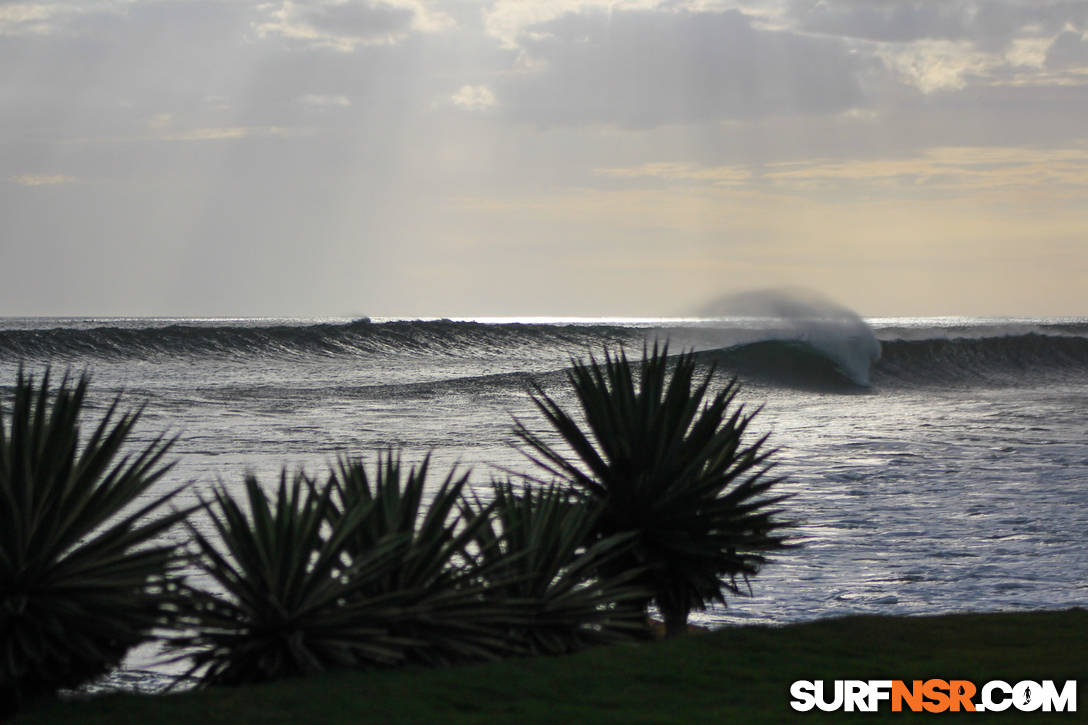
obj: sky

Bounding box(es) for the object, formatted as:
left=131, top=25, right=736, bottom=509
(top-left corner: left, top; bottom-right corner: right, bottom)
left=2, top=0, right=1087, bottom=318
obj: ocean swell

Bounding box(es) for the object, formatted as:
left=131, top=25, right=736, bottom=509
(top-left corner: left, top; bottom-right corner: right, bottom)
left=872, top=334, right=1088, bottom=386
left=0, top=320, right=637, bottom=362
left=1, top=320, right=1085, bottom=392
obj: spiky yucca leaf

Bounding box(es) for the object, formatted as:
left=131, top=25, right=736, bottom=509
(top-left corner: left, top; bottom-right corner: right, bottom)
left=325, top=454, right=528, bottom=666
left=0, top=369, right=187, bottom=716
left=170, top=470, right=423, bottom=687
left=328, top=453, right=476, bottom=596
left=464, top=482, right=651, bottom=654
left=514, top=344, right=793, bottom=636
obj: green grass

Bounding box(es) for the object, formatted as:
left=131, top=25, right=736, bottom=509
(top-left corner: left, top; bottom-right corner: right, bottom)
left=16, top=610, right=1086, bottom=724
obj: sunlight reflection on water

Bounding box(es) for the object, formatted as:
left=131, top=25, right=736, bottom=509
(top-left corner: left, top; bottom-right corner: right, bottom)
left=3, top=317, right=1086, bottom=692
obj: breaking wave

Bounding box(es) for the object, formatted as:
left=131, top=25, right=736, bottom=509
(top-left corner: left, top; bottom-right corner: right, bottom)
left=1, top=319, right=1085, bottom=391
left=697, top=333, right=1088, bottom=391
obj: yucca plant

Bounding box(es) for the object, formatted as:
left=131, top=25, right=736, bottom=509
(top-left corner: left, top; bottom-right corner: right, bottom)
left=169, top=469, right=422, bottom=687
left=173, top=455, right=530, bottom=687
left=0, top=369, right=187, bottom=717
left=327, top=453, right=473, bottom=598
left=464, top=481, right=651, bottom=654
left=325, top=454, right=526, bottom=666
left=514, top=344, right=793, bottom=637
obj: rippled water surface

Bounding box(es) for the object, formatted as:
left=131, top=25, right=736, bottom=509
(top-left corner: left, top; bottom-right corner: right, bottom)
left=2, top=316, right=1086, bottom=690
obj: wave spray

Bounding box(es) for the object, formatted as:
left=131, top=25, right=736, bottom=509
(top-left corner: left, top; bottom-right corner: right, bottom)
left=698, top=288, right=882, bottom=386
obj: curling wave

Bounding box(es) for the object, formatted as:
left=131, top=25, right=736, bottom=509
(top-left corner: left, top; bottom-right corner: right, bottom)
left=696, top=333, right=1088, bottom=391
left=1, top=320, right=1086, bottom=391
left=698, top=340, right=872, bottom=391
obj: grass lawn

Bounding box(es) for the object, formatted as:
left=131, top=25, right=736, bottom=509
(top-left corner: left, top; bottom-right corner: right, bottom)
left=15, top=609, right=1086, bottom=724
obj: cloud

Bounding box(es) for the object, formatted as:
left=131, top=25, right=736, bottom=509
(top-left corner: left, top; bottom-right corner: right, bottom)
left=1046, top=28, right=1088, bottom=68
left=0, top=2, right=58, bottom=36
left=451, top=84, right=496, bottom=111
left=594, top=162, right=752, bottom=186
left=790, top=1, right=980, bottom=43
left=784, top=0, right=1088, bottom=92
left=595, top=145, right=1088, bottom=200
left=157, top=126, right=295, bottom=142
left=788, top=0, right=1088, bottom=46
left=483, top=0, right=663, bottom=49
left=297, top=93, right=352, bottom=109
left=2, top=0, right=1086, bottom=317
left=147, top=112, right=173, bottom=129
left=498, top=8, right=874, bottom=127
left=876, top=40, right=994, bottom=92
left=254, top=0, right=452, bottom=51
left=481, top=0, right=799, bottom=51
left=0, top=0, right=458, bottom=146
left=0, top=1, right=132, bottom=36
left=13, top=173, right=76, bottom=186
left=382, top=0, right=455, bottom=33
left=1005, top=36, right=1053, bottom=68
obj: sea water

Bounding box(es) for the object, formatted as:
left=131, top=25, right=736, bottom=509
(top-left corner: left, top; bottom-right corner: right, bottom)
left=2, top=315, right=1086, bottom=688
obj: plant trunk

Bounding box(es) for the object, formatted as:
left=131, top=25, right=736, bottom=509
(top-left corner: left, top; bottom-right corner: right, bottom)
left=662, top=605, right=688, bottom=638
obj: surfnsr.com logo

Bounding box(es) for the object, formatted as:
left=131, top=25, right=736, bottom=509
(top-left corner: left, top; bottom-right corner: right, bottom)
left=790, top=679, right=1077, bottom=713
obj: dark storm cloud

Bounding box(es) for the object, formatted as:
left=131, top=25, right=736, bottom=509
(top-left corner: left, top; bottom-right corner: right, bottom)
left=499, top=8, right=875, bottom=128
left=789, top=0, right=1088, bottom=46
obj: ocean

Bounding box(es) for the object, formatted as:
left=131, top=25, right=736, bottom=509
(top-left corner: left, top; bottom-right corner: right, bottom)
left=2, top=314, right=1086, bottom=688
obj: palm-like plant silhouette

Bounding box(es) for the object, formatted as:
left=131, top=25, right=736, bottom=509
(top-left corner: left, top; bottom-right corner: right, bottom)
left=514, top=344, right=793, bottom=636
left=0, top=370, right=187, bottom=716
left=325, top=453, right=525, bottom=666
left=170, top=470, right=419, bottom=687
left=463, top=481, right=651, bottom=654
left=174, top=454, right=530, bottom=686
